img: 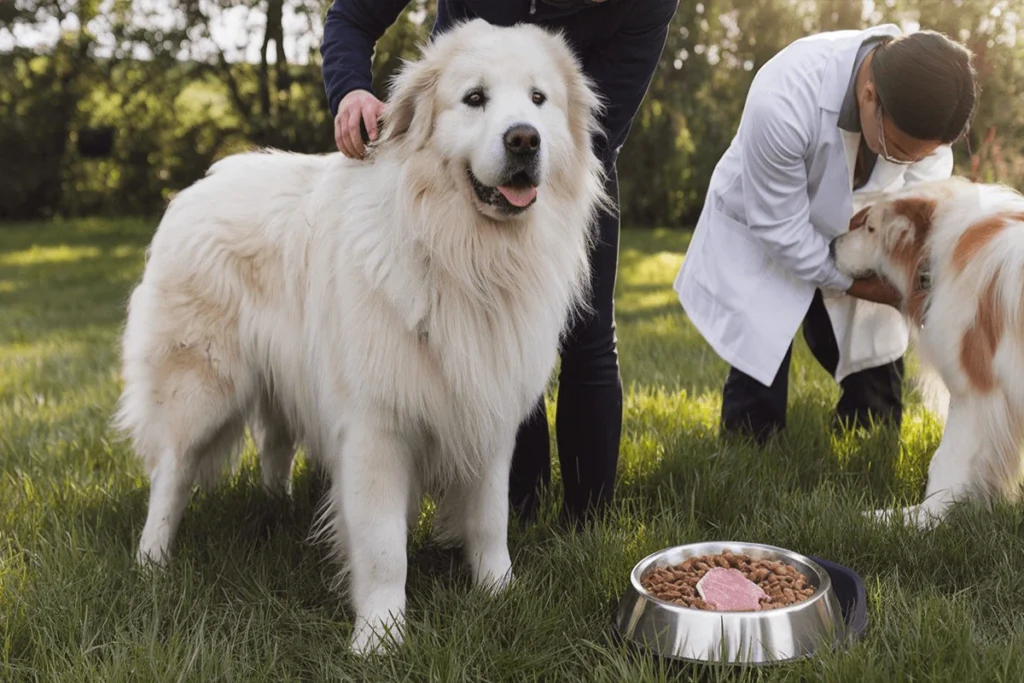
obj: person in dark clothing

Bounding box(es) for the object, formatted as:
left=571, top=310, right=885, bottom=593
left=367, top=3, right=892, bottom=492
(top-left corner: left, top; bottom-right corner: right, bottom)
left=320, top=0, right=678, bottom=525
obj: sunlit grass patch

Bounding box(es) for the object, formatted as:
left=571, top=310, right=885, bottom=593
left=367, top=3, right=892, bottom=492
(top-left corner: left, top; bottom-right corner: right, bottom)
left=0, top=219, right=1019, bottom=682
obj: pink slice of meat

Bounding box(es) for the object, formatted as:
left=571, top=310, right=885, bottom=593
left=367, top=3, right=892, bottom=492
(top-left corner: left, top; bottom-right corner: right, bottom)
left=696, top=567, right=768, bottom=611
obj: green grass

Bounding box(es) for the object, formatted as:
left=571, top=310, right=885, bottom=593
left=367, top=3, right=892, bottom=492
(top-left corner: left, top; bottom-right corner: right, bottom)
left=3, top=218, right=1024, bottom=682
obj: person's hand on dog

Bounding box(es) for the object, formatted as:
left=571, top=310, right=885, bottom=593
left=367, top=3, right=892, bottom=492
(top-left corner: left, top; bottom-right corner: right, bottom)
left=846, top=275, right=903, bottom=309
left=335, top=89, right=384, bottom=159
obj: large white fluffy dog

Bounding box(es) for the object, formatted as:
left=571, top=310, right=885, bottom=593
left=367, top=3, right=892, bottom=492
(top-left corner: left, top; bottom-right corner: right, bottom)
left=832, top=176, right=1024, bottom=527
left=114, top=20, right=608, bottom=654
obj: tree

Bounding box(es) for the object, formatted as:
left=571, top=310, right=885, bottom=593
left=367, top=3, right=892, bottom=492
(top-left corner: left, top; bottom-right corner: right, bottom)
left=0, top=0, right=101, bottom=218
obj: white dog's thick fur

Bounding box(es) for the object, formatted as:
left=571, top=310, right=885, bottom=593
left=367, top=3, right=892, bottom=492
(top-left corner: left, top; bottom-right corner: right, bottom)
left=114, top=20, right=608, bottom=654
left=832, top=176, right=1024, bottom=527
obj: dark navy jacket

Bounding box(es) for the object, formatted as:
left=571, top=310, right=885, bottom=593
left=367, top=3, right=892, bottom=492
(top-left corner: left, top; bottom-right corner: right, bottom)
left=320, top=0, right=678, bottom=163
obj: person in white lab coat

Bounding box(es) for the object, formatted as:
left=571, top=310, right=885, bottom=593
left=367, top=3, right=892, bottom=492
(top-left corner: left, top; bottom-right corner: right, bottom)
left=673, top=26, right=978, bottom=443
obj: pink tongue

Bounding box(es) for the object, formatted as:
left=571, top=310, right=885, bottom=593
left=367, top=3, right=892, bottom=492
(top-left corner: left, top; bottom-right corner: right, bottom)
left=497, top=185, right=537, bottom=207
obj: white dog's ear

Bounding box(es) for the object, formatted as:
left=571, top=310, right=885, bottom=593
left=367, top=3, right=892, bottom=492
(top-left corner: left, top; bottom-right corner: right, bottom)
left=549, top=36, right=605, bottom=150
left=379, top=56, right=440, bottom=150
left=567, top=70, right=605, bottom=150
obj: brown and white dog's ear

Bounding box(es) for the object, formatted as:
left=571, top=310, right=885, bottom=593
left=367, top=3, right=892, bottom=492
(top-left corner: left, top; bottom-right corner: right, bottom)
left=882, top=197, right=939, bottom=257
left=849, top=206, right=871, bottom=231
left=378, top=53, right=441, bottom=150
left=890, top=197, right=937, bottom=238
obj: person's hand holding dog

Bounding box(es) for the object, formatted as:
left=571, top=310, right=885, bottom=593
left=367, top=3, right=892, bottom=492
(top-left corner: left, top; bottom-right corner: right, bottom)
left=846, top=275, right=903, bottom=308
left=335, top=88, right=384, bottom=159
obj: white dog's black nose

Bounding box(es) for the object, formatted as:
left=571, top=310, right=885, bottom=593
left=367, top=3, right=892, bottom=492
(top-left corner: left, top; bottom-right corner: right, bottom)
left=504, top=124, right=540, bottom=157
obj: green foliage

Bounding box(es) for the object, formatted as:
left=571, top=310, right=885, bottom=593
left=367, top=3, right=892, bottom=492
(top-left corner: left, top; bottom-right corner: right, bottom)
left=1, top=0, right=1022, bottom=224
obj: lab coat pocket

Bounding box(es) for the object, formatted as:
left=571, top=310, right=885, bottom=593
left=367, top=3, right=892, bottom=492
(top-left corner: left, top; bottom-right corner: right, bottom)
left=700, top=207, right=769, bottom=306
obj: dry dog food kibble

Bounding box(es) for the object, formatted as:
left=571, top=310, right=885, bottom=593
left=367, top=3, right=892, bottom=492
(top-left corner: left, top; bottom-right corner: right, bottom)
left=639, top=551, right=817, bottom=611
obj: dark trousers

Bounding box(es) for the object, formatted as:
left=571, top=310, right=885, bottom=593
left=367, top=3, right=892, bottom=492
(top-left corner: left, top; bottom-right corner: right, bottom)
left=720, top=290, right=904, bottom=444
left=508, top=164, right=622, bottom=525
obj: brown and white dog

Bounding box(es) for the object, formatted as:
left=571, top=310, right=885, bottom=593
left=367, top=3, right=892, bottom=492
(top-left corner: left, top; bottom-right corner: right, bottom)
left=832, top=176, right=1024, bottom=527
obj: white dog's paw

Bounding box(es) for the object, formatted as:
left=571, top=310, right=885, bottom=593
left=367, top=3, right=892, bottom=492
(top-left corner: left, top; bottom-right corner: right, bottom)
left=468, top=544, right=514, bottom=595
left=260, top=472, right=293, bottom=499
left=478, top=567, right=515, bottom=595
left=135, top=541, right=171, bottom=569
left=864, top=503, right=943, bottom=530
left=904, top=504, right=946, bottom=530
left=864, top=506, right=897, bottom=525
left=349, top=616, right=405, bottom=657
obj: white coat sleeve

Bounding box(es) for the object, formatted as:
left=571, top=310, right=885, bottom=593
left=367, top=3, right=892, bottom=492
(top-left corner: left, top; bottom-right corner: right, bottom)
left=740, top=91, right=854, bottom=295
left=901, top=144, right=955, bottom=185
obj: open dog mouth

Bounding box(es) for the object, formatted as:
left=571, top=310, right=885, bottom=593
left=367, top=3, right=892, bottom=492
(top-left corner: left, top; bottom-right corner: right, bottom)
left=467, top=168, right=538, bottom=214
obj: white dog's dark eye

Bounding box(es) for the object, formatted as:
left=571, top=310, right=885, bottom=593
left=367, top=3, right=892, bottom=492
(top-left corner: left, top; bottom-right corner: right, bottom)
left=868, top=226, right=875, bottom=233
left=463, top=89, right=486, bottom=108
left=532, top=89, right=546, bottom=106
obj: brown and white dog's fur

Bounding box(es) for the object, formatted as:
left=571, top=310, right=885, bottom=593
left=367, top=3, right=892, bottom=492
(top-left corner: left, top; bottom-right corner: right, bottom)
left=832, top=176, right=1024, bottom=527
left=114, top=20, right=608, bottom=654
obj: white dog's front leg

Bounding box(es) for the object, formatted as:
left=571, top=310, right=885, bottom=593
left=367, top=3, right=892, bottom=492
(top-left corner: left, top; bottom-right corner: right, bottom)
left=336, top=422, right=413, bottom=656
left=871, top=400, right=976, bottom=528
left=435, top=439, right=515, bottom=592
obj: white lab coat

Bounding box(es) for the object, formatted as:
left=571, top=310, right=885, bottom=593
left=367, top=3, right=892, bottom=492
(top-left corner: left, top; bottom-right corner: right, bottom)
left=673, top=24, right=954, bottom=387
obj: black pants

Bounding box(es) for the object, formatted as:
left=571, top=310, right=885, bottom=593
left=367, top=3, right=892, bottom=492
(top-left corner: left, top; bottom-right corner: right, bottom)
left=720, top=290, right=904, bottom=444
left=508, top=164, right=622, bottom=525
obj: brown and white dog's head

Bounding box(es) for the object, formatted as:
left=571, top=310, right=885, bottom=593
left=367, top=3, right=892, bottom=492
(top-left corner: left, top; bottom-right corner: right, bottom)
left=831, top=178, right=975, bottom=302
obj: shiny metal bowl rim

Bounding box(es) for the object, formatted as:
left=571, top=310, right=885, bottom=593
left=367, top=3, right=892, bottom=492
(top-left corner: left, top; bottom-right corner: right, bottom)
left=628, top=540, right=834, bottom=614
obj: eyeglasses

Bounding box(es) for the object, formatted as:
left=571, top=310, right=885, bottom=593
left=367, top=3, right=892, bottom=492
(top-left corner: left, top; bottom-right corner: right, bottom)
left=876, top=104, right=918, bottom=166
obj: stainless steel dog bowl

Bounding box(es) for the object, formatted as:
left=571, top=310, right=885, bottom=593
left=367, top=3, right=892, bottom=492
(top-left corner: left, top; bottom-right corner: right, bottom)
left=614, top=541, right=848, bottom=665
